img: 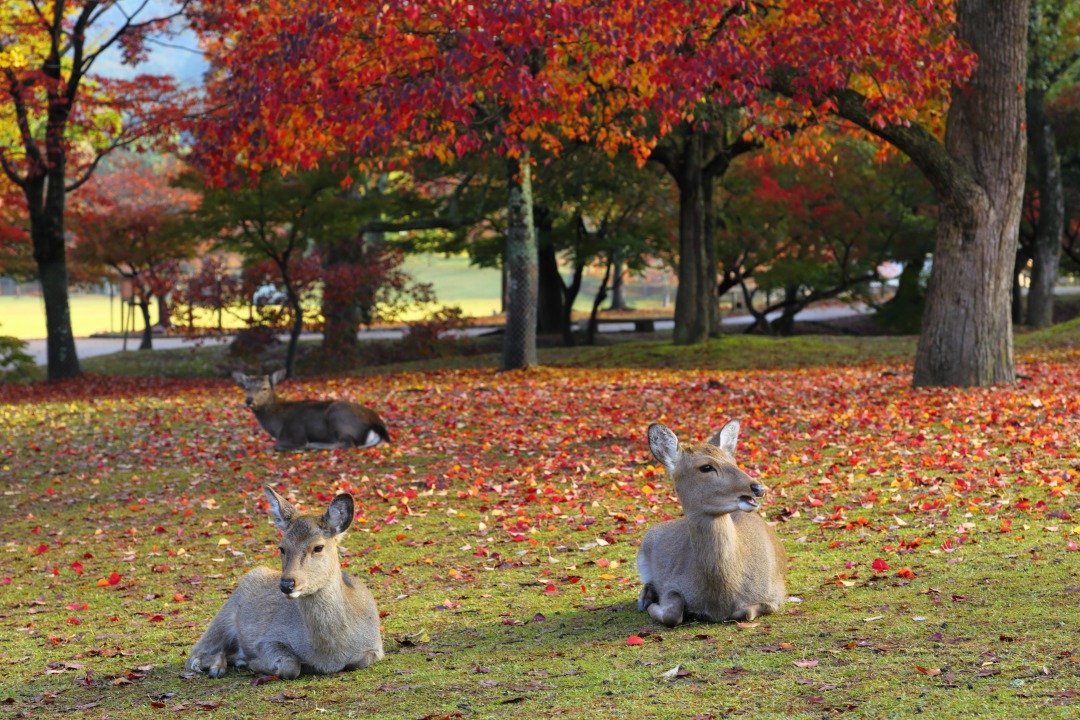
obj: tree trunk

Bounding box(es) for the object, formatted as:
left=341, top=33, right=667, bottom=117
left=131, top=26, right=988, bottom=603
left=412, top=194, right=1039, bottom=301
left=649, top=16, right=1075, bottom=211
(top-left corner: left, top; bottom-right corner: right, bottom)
left=912, top=0, right=1026, bottom=387
left=609, top=249, right=629, bottom=311
left=138, top=299, right=154, bottom=350
left=284, top=292, right=303, bottom=379
left=1024, top=88, right=1063, bottom=327
left=878, top=252, right=928, bottom=334
left=156, top=294, right=171, bottom=330
left=560, top=264, right=584, bottom=347
left=820, top=0, right=1027, bottom=386
left=770, top=285, right=801, bottom=336
left=537, top=241, right=564, bottom=334
left=703, top=172, right=722, bottom=337
left=585, top=256, right=613, bottom=346
left=672, top=131, right=711, bottom=345
left=502, top=154, right=538, bottom=370
left=28, top=171, right=81, bottom=379
left=1011, top=248, right=1028, bottom=324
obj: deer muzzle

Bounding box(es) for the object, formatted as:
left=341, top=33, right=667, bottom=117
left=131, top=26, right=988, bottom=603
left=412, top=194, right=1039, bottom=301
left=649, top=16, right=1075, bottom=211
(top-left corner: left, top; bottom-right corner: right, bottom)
left=280, top=578, right=296, bottom=595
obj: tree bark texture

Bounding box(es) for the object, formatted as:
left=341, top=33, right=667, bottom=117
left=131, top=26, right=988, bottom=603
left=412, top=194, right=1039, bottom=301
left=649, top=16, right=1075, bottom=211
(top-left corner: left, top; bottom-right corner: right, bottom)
left=502, top=155, right=538, bottom=370
left=672, top=132, right=711, bottom=345
left=1024, top=88, right=1064, bottom=327
left=29, top=167, right=81, bottom=380
left=609, top=250, right=629, bottom=311
left=912, top=0, right=1027, bottom=387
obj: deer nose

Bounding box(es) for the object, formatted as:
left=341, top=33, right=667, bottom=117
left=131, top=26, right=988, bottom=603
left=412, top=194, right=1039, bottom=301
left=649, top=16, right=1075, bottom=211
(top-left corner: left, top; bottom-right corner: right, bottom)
left=245, top=397, right=254, bottom=407
left=280, top=578, right=295, bottom=595
left=750, top=483, right=766, bottom=498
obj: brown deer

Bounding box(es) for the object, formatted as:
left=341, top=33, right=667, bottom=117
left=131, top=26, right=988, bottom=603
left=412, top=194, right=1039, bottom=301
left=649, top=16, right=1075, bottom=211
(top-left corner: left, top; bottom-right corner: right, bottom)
left=233, top=370, right=390, bottom=451
left=186, top=486, right=385, bottom=679
left=636, top=421, right=787, bottom=627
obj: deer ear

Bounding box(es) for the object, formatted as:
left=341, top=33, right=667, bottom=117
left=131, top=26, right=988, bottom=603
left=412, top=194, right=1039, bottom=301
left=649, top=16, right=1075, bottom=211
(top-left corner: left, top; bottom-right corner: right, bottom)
left=708, top=420, right=741, bottom=456
left=648, top=424, right=679, bottom=473
left=323, top=494, right=354, bottom=537
left=270, top=369, right=287, bottom=386
left=232, top=371, right=249, bottom=386
left=264, top=485, right=298, bottom=531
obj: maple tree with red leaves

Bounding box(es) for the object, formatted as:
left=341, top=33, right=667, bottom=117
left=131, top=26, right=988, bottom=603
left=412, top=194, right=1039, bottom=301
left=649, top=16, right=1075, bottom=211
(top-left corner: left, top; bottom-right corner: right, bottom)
left=773, top=1, right=1028, bottom=386
left=68, top=154, right=200, bottom=349
left=189, top=0, right=981, bottom=381
left=0, top=0, right=194, bottom=379
left=721, top=141, right=935, bottom=335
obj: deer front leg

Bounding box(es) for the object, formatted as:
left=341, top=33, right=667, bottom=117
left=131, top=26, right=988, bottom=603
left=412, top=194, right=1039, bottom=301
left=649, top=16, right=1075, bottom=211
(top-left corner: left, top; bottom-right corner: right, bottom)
left=646, top=590, right=686, bottom=628
left=274, top=426, right=308, bottom=452
left=187, top=605, right=239, bottom=678
left=186, top=649, right=229, bottom=678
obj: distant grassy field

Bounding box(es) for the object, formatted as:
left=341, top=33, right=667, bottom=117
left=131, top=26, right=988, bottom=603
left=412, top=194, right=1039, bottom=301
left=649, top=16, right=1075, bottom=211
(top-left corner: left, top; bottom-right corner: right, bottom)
left=3, top=255, right=672, bottom=340
left=1, top=255, right=507, bottom=340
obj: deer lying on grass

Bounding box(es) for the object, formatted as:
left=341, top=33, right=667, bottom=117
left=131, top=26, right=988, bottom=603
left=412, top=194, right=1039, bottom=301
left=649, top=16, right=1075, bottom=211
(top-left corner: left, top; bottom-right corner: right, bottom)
left=636, top=421, right=787, bottom=627
left=233, top=370, right=390, bottom=451
left=186, top=486, right=385, bottom=679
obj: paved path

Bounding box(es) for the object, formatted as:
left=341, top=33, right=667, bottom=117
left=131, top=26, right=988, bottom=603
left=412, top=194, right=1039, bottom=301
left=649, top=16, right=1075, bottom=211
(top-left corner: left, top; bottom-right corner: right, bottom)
left=22, top=304, right=874, bottom=366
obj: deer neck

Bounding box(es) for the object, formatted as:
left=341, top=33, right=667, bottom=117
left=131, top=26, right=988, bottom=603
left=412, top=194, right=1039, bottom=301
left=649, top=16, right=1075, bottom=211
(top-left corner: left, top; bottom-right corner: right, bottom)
left=687, top=513, right=740, bottom=586
left=251, top=399, right=285, bottom=436
left=296, top=573, right=355, bottom=650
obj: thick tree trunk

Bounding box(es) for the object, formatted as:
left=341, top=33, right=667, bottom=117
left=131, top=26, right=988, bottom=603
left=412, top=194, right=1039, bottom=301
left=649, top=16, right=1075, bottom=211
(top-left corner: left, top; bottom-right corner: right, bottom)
left=28, top=170, right=81, bottom=380
left=911, top=0, right=1026, bottom=387
left=820, top=0, right=1027, bottom=387
left=673, top=132, right=711, bottom=345
left=503, top=155, right=538, bottom=370
left=1024, top=88, right=1064, bottom=327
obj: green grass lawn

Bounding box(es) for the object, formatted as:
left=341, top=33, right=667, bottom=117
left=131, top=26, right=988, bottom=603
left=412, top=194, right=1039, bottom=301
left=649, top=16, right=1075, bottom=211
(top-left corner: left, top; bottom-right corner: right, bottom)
left=2, top=323, right=1078, bottom=719
left=2, top=254, right=603, bottom=340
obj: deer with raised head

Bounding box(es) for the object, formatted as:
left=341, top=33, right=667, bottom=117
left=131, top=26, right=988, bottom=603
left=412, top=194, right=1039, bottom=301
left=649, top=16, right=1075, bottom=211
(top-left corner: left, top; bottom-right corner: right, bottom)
left=636, top=421, right=787, bottom=627
left=233, top=370, right=390, bottom=451
left=186, top=486, right=385, bottom=678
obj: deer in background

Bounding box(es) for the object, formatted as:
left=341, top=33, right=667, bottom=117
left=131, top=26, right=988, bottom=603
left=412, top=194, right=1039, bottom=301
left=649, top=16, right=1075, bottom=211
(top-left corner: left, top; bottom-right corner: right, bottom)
left=233, top=370, right=390, bottom=451
left=636, top=421, right=787, bottom=627
left=186, top=486, right=385, bottom=679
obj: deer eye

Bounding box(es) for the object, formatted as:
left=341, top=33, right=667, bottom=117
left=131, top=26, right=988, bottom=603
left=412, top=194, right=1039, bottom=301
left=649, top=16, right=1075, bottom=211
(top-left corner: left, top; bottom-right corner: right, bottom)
left=312, top=545, right=324, bottom=554
left=699, top=464, right=715, bottom=474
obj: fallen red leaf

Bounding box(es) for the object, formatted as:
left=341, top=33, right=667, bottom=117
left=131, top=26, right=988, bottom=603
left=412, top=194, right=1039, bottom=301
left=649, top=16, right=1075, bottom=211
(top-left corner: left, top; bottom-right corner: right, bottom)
left=626, top=635, right=645, bottom=646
